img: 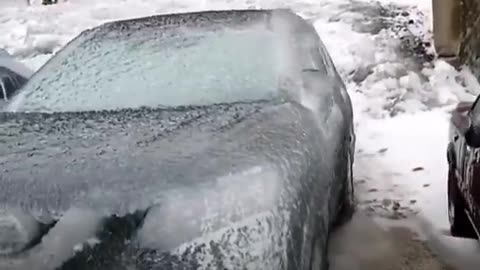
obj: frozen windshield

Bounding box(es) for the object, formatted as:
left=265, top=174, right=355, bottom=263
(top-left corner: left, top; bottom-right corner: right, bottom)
left=7, top=25, right=290, bottom=113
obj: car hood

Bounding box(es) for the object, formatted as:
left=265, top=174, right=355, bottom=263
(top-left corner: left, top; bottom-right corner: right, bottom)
left=0, top=101, right=318, bottom=222
left=0, top=100, right=336, bottom=270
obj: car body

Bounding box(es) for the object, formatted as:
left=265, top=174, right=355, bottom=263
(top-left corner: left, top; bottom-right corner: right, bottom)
left=0, top=49, right=33, bottom=105
left=447, top=98, right=480, bottom=239
left=0, top=9, right=355, bottom=270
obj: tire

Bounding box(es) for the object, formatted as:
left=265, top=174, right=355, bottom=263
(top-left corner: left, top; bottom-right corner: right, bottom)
left=447, top=166, right=477, bottom=238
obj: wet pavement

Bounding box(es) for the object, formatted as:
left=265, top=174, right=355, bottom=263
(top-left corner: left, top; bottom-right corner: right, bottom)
left=329, top=212, right=455, bottom=270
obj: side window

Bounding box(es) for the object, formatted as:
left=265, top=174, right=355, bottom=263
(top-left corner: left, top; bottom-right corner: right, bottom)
left=470, top=96, right=480, bottom=127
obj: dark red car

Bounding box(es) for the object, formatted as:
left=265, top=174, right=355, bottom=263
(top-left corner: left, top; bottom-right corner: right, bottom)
left=447, top=98, right=480, bottom=238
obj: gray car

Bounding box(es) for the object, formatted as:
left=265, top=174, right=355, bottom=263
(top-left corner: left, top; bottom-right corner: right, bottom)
left=0, top=9, right=355, bottom=270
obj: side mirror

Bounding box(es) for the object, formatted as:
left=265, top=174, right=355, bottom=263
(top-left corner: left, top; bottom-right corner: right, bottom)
left=451, top=109, right=480, bottom=148
left=451, top=109, right=471, bottom=135
left=465, top=124, right=480, bottom=148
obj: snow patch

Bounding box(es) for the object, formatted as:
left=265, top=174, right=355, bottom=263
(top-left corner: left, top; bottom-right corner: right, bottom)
left=354, top=109, right=450, bottom=219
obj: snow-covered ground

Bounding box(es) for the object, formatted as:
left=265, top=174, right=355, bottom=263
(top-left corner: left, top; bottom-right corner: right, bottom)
left=1, top=0, right=479, bottom=268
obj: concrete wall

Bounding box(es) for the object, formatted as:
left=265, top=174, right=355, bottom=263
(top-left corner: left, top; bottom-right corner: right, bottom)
left=458, top=0, right=480, bottom=78
left=433, top=0, right=480, bottom=79
left=432, top=0, right=463, bottom=58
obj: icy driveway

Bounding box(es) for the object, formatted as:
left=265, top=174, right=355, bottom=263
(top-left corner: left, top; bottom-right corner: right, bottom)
left=1, top=0, right=480, bottom=269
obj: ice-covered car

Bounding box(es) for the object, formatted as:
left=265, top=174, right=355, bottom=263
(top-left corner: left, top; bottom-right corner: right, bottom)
left=0, top=9, right=355, bottom=270
left=0, top=49, right=32, bottom=104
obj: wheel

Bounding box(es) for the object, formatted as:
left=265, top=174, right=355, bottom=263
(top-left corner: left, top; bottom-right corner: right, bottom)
left=447, top=166, right=477, bottom=238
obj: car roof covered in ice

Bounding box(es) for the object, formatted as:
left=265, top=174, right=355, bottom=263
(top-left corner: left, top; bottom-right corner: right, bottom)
left=6, top=9, right=333, bottom=113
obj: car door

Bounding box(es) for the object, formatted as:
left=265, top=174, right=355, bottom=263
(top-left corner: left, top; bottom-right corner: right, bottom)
left=463, top=97, right=480, bottom=225
left=456, top=136, right=467, bottom=188
left=451, top=101, right=472, bottom=181
left=464, top=145, right=480, bottom=226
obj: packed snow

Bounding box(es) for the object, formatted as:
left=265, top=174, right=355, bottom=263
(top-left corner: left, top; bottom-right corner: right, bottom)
left=1, top=0, right=480, bottom=268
